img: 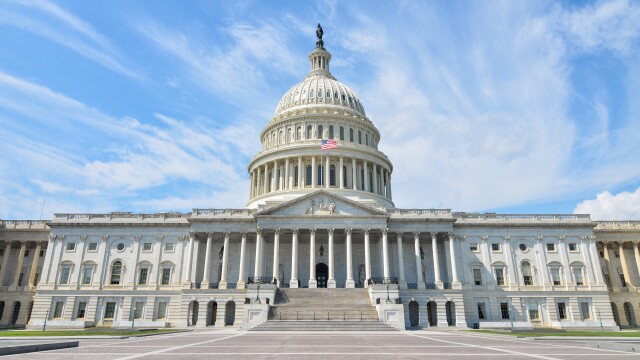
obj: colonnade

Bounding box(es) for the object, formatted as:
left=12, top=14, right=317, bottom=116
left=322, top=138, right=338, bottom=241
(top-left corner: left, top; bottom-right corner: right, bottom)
left=0, top=241, right=43, bottom=288
left=249, top=155, right=392, bottom=200
left=600, top=241, right=640, bottom=291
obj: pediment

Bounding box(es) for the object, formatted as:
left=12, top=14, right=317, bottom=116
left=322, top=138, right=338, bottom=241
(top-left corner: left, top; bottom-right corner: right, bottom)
left=255, top=190, right=387, bottom=217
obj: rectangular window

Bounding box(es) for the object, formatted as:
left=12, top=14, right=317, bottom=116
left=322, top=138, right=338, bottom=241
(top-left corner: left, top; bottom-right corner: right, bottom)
left=603, top=273, right=611, bottom=288
left=88, top=242, right=98, bottom=251
left=104, top=302, right=116, bottom=319
left=18, top=272, right=24, bottom=286
left=551, top=268, right=562, bottom=285
left=81, top=267, right=93, bottom=285
left=580, top=302, right=591, bottom=320
left=469, top=243, right=479, bottom=252
left=157, top=302, right=168, bottom=319
left=40, top=249, right=45, bottom=257
left=495, top=268, right=505, bottom=286
left=164, top=243, right=175, bottom=252
left=143, top=242, right=152, bottom=252
left=528, top=303, right=540, bottom=321
left=491, top=243, right=501, bottom=252
left=573, top=267, right=584, bottom=286
left=546, top=243, right=556, bottom=252
left=473, top=268, right=482, bottom=286
left=477, top=302, right=486, bottom=320
left=133, top=301, right=144, bottom=319
left=76, top=301, right=87, bottom=319
left=53, top=301, right=64, bottom=318
left=568, top=243, right=578, bottom=252
left=599, top=251, right=604, bottom=258
left=615, top=251, right=620, bottom=258
left=620, top=273, right=627, bottom=287
left=24, top=250, right=30, bottom=257
left=161, top=268, right=171, bottom=285
left=500, top=302, right=510, bottom=320
left=66, top=242, right=76, bottom=251
left=557, top=302, right=567, bottom=320
left=138, top=268, right=149, bottom=285
left=59, top=267, right=71, bottom=285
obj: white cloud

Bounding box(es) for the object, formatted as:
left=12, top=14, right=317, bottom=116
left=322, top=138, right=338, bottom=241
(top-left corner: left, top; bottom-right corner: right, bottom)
left=574, top=187, right=640, bottom=220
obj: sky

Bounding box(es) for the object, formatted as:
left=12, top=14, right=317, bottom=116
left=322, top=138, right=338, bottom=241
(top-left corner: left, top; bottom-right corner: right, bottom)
left=0, top=0, right=639, bottom=220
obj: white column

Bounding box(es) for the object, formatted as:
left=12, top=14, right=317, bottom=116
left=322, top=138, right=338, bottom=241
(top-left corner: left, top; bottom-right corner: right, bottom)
left=364, top=229, right=371, bottom=285
left=384, top=170, right=389, bottom=197
left=558, top=236, right=571, bottom=287
left=363, top=161, right=370, bottom=192
left=311, top=156, right=317, bottom=189
left=328, top=229, right=336, bottom=288
left=414, top=233, right=426, bottom=289
left=256, top=167, right=262, bottom=196
left=272, top=230, right=280, bottom=286
left=339, top=157, right=344, bottom=189
left=263, top=164, right=268, bottom=194
left=201, top=233, right=213, bottom=287
left=184, top=233, right=195, bottom=284
left=284, top=158, right=290, bottom=190
left=382, top=229, right=389, bottom=280
left=345, top=229, right=354, bottom=288
left=237, top=232, right=247, bottom=289
left=351, top=158, right=357, bottom=190
left=604, top=243, right=620, bottom=290
left=219, top=232, right=230, bottom=289
left=619, top=241, right=631, bottom=288
left=396, top=233, right=406, bottom=288
left=297, top=156, right=303, bottom=188
left=0, top=242, right=12, bottom=286
left=290, top=229, right=299, bottom=288
left=586, top=237, right=603, bottom=285
left=253, top=230, right=262, bottom=279
left=388, top=173, right=392, bottom=199
left=634, top=242, right=640, bottom=287
left=432, top=233, right=442, bottom=288
left=28, top=242, right=42, bottom=288
left=11, top=243, right=27, bottom=287
left=309, top=229, right=317, bottom=288
left=325, top=155, right=330, bottom=188
left=535, top=236, right=551, bottom=287
left=448, top=233, right=460, bottom=287
left=372, top=164, right=378, bottom=195
left=271, top=160, right=277, bottom=192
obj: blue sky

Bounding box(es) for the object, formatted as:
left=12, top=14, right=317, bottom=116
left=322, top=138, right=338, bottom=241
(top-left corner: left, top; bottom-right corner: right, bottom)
left=1, top=0, right=639, bottom=220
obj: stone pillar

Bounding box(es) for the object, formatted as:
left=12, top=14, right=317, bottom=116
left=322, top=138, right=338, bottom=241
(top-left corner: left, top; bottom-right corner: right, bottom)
left=449, top=233, right=460, bottom=287
left=256, top=167, right=262, bottom=196
left=363, top=161, right=370, bottom=192
left=309, top=229, right=317, bottom=288
left=396, top=233, right=406, bottom=288
left=388, top=173, right=392, bottom=199
left=272, top=230, right=280, bottom=286
left=202, top=233, right=213, bottom=287
left=237, top=233, right=247, bottom=289
left=382, top=229, right=389, bottom=280
left=0, top=242, right=12, bottom=286
left=311, top=156, right=317, bottom=189
left=384, top=170, right=389, bottom=197
left=325, top=155, right=330, bottom=188
left=28, top=242, right=42, bottom=288
left=284, top=158, right=290, bottom=190
left=364, top=229, right=371, bottom=285
left=557, top=236, right=571, bottom=286
left=634, top=242, right=640, bottom=287
left=587, top=236, right=603, bottom=285
left=184, top=233, right=195, bottom=284
left=432, top=233, right=442, bottom=288
left=297, top=156, right=303, bottom=188
left=250, top=171, right=255, bottom=198
left=604, top=243, right=620, bottom=291
left=290, top=229, right=299, bottom=288
left=372, top=164, right=378, bottom=195
left=503, top=236, right=517, bottom=287
left=327, top=229, right=336, bottom=288
left=619, top=241, right=632, bottom=288
left=339, top=157, right=344, bottom=189
left=12, top=243, right=27, bottom=287
left=351, top=158, right=357, bottom=190
left=254, top=230, right=262, bottom=279
left=263, top=164, right=268, bottom=194
left=271, top=160, right=277, bottom=192
left=345, top=229, right=354, bottom=288
left=219, top=232, right=230, bottom=289
left=534, top=236, right=551, bottom=287
left=414, top=233, right=426, bottom=289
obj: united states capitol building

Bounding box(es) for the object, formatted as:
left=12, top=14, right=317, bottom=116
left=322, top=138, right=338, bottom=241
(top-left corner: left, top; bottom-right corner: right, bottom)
left=1, top=27, right=640, bottom=331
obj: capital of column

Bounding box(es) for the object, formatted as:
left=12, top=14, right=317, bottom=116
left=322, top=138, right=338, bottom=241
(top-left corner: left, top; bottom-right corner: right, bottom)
left=328, top=228, right=334, bottom=235
left=79, top=235, right=88, bottom=242
left=413, top=232, right=420, bottom=238
left=502, top=235, right=511, bottom=242
left=363, top=228, right=370, bottom=235
left=535, top=235, right=544, bottom=242
left=133, top=235, right=142, bottom=242
left=309, top=228, right=316, bottom=235
left=273, top=228, right=280, bottom=235
left=345, top=228, right=352, bottom=235
left=381, top=228, right=388, bottom=235
left=557, top=235, right=566, bottom=242
left=156, top=235, right=164, bottom=242
left=291, top=228, right=299, bottom=235
left=101, top=235, right=108, bottom=242
left=432, top=233, right=438, bottom=241
left=256, top=228, right=263, bottom=235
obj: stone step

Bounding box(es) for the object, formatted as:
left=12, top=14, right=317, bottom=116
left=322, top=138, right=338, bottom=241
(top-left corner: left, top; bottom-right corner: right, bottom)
left=250, top=320, right=398, bottom=332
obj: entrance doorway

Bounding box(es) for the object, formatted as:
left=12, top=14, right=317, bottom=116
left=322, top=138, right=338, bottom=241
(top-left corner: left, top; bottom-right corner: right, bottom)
left=427, top=301, right=437, bottom=326
left=408, top=301, right=420, bottom=327
left=316, top=263, right=328, bottom=288
left=207, top=301, right=217, bottom=326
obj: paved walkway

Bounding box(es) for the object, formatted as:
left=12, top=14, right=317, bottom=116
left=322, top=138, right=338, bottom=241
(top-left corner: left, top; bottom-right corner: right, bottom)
left=3, top=330, right=640, bottom=359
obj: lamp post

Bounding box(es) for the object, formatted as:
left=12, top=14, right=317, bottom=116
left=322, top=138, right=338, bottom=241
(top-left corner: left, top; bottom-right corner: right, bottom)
left=43, top=309, right=49, bottom=332
left=509, top=304, right=515, bottom=331
left=598, top=310, right=603, bottom=332
left=385, top=279, right=393, bottom=304
left=255, top=279, right=262, bottom=304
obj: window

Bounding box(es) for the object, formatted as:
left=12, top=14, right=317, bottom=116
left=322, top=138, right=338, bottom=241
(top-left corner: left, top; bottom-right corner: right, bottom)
left=473, top=268, right=482, bottom=286
left=551, top=268, right=562, bottom=285
left=88, top=242, right=98, bottom=252
left=349, top=128, right=354, bottom=142
left=157, top=301, right=168, bottom=319
left=358, top=130, right=362, bottom=144
left=495, top=268, right=505, bottom=286
left=519, top=244, right=527, bottom=251
left=59, top=266, right=71, bottom=285
left=110, top=261, right=122, bottom=285
left=133, top=301, right=144, bottom=319
left=547, top=243, right=556, bottom=252
left=104, top=302, right=116, bottom=319
left=557, top=302, right=567, bottom=320
left=306, top=164, right=312, bottom=186
left=599, top=251, right=604, bottom=258
left=500, top=302, right=510, bottom=320
left=528, top=303, right=539, bottom=320
left=161, top=268, right=171, bottom=285
left=339, top=126, right=344, bottom=140
left=573, top=267, right=584, bottom=285
left=477, top=302, right=486, bottom=320
left=615, top=251, right=620, bottom=258
left=306, top=125, right=312, bottom=139
left=619, top=273, right=627, bottom=287
left=18, top=272, right=24, bottom=286
left=66, top=242, right=76, bottom=252
left=76, top=301, right=87, bottom=319
left=579, top=302, right=591, bottom=320
left=568, top=243, right=578, bottom=252
left=603, top=272, right=611, bottom=288
left=329, top=165, right=336, bottom=186
left=328, top=125, right=334, bottom=139
left=365, top=133, right=369, bottom=146
left=40, top=249, right=45, bottom=257
left=143, top=243, right=152, bottom=252
left=317, top=125, right=323, bottom=139
left=469, top=243, right=479, bottom=252
left=24, top=250, right=30, bottom=257
left=164, top=243, right=175, bottom=252
left=53, top=301, right=64, bottom=318
left=491, top=243, right=501, bottom=252
left=138, top=268, right=149, bottom=285
left=81, top=266, right=93, bottom=285
left=116, top=243, right=125, bottom=251
left=522, top=261, right=533, bottom=285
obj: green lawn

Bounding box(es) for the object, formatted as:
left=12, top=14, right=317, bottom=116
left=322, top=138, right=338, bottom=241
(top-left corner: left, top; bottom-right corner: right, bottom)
left=471, top=329, right=640, bottom=337
left=0, top=328, right=184, bottom=337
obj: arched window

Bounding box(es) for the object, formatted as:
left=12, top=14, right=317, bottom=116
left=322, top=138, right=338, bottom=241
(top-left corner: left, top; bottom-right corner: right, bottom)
left=329, top=165, right=336, bottom=186
left=280, top=130, right=285, bottom=144
left=297, top=126, right=302, bottom=140
left=305, top=165, right=312, bottom=186
left=339, top=126, right=345, bottom=140
left=287, top=128, right=292, bottom=142
left=326, top=90, right=331, bottom=98
left=522, top=261, right=533, bottom=285
left=272, top=133, right=277, bottom=146
left=349, top=128, right=354, bottom=142
left=358, top=130, right=362, bottom=144
left=328, top=125, right=334, bottom=139
left=317, top=125, right=323, bottom=139
left=111, top=261, right=123, bottom=285
left=294, top=166, right=299, bottom=187
left=317, top=165, right=324, bottom=186
left=306, top=125, right=312, bottom=139
left=365, top=133, right=369, bottom=146
left=317, top=89, right=322, bottom=98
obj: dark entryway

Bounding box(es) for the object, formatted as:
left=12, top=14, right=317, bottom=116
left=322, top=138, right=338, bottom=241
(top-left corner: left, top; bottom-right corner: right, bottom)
left=207, top=301, right=217, bottom=326
left=190, top=301, right=199, bottom=326
left=624, top=302, right=636, bottom=327
left=316, top=263, right=328, bottom=288
left=409, top=301, right=420, bottom=327
left=11, top=301, right=21, bottom=325
left=225, top=301, right=236, bottom=326
left=446, top=301, right=455, bottom=326
left=427, top=301, right=437, bottom=326
left=611, top=302, right=621, bottom=326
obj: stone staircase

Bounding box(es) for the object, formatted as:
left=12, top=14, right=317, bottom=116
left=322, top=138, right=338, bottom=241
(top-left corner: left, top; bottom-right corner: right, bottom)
left=250, top=288, right=397, bottom=331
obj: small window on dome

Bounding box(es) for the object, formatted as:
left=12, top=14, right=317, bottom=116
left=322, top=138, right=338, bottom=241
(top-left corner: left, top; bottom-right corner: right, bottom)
left=348, top=96, right=352, bottom=103
left=342, top=94, right=346, bottom=101
left=327, top=90, right=331, bottom=98
left=318, top=90, right=322, bottom=98
left=339, top=127, right=345, bottom=141
left=334, top=91, right=338, bottom=100
left=309, top=91, right=314, bottom=99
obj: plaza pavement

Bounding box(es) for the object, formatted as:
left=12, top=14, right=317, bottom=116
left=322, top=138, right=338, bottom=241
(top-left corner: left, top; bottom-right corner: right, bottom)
left=3, top=329, right=640, bottom=359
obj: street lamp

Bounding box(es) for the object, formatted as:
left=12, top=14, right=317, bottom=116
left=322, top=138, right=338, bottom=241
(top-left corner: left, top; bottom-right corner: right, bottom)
left=255, top=278, right=262, bottom=304
left=218, top=246, right=224, bottom=260
left=43, top=309, right=49, bottom=332
left=420, top=246, right=425, bottom=260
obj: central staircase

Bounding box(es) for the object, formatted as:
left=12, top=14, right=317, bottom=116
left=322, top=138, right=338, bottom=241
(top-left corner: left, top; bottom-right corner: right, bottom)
left=250, top=288, right=397, bottom=331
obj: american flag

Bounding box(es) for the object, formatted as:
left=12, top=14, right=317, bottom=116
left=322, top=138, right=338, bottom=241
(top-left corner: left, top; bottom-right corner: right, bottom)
left=321, top=139, right=337, bottom=150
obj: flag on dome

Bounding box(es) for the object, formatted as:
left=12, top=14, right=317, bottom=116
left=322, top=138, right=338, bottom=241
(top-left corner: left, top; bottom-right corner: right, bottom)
left=321, top=139, right=337, bottom=150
